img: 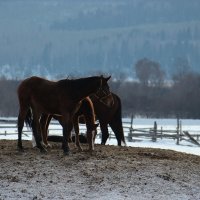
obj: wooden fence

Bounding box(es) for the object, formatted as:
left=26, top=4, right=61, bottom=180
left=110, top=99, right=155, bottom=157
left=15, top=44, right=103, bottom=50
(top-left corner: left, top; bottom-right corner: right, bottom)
left=0, top=117, right=200, bottom=146
left=125, top=117, right=200, bottom=146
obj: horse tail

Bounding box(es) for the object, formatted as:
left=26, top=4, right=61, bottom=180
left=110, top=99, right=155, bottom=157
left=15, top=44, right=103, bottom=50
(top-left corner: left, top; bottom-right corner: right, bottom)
left=113, top=94, right=126, bottom=145
left=24, top=107, right=34, bottom=130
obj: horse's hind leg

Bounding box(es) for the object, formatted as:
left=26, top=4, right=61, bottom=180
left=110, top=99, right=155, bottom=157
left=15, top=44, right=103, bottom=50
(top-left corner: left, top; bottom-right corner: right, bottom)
left=17, top=108, right=27, bottom=151
left=109, top=121, right=122, bottom=146
left=32, top=110, right=47, bottom=153
left=100, top=122, right=109, bottom=145
left=73, top=116, right=82, bottom=151
left=40, top=114, right=51, bottom=148
left=109, top=118, right=125, bottom=146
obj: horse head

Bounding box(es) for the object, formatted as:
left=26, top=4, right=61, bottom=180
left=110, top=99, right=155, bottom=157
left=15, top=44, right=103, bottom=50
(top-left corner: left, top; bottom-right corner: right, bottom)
left=92, top=75, right=114, bottom=107
left=99, top=75, right=111, bottom=95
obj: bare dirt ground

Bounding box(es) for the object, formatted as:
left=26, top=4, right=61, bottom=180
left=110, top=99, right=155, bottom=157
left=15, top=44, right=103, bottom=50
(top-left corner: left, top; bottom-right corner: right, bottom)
left=1, top=140, right=200, bottom=200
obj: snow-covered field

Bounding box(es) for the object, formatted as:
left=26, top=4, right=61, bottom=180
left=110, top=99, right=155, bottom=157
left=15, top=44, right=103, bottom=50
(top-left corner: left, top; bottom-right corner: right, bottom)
left=1, top=118, right=200, bottom=156
left=111, top=118, right=200, bottom=156
left=1, top=118, right=200, bottom=200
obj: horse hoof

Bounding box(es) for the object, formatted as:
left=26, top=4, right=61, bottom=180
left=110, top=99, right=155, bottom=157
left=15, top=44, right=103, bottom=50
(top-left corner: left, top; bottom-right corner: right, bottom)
left=42, top=142, right=52, bottom=149
left=78, top=147, right=83, bottom=152
left=88, top=149, right=95, bottom=155
left=40, top=147, right=48, bottom=154
left=46, top=143, right=52, bottom=148
left=63, top=150, right=70, bottom=156
left=17, top=146, right=24, bottom=152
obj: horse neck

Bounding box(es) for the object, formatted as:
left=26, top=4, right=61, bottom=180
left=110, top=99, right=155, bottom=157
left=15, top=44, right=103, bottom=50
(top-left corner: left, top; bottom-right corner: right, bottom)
left=85, top=114, right=96, bottom=131
left=70, top=77, right=100, bottom=101
left=82, top=99, right=96, bottom=131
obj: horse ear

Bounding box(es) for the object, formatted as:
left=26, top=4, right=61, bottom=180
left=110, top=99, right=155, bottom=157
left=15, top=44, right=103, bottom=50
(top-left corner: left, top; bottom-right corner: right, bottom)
left=105, top=76, right=111, bottom=82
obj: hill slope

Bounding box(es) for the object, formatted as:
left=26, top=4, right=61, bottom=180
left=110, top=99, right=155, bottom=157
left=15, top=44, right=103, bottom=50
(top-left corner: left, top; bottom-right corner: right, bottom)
left=0, top=0, right=200, bottom=79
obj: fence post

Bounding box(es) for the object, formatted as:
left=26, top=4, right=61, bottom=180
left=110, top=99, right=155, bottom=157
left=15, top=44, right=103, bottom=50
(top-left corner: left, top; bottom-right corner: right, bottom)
left=180, top=120, right=182, bottom=141
left=128, top=114, right=134, bottom=142
left=152, top=121, right=157, bottom=142
left=176, top=117, right=180, bottom=145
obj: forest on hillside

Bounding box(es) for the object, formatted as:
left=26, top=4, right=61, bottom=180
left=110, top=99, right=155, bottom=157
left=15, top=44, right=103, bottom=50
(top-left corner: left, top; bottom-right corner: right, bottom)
left=0, top=0, right=200, bottom=79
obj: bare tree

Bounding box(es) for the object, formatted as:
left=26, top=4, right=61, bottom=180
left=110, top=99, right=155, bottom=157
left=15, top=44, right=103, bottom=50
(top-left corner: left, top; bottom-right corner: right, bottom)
left=171, top=72, right=200, bottom=117
left=134, top=58, right=165, bottom=86
left=172, top=57, right=191, bottom=82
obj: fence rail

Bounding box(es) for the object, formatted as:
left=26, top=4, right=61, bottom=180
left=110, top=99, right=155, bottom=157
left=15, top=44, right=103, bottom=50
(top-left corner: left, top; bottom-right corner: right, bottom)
left=0, top=117, right=200, bottom=146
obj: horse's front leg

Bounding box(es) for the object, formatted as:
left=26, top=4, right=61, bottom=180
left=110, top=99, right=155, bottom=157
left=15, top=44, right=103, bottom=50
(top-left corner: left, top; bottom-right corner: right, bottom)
left=62, top=115, right=73, bottom=155
left=73, top=116, right=82, bottom=151
left=32, top=111, right=47, bottom=153
left=40, top=114, right=52, bottom=148
left=87, top=130, right=95, bottom=151
left=88, top=123, right=99, bottom=151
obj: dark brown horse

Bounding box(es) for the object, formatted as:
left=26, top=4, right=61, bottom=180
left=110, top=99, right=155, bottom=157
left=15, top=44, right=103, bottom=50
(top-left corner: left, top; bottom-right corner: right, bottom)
left=17, top=75, right=111, bottom=155
left=40, top=97, right=99, bottom=151
left=90, top=92, right=126, bottom=146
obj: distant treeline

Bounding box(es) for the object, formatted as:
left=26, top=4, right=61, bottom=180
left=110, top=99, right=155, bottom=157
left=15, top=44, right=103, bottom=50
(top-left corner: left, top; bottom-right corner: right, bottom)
left=111, top=72, right=200, bottom=118
left=0, top=73, right=200, bottom=118
left=0, top=78, right=20, bottom=117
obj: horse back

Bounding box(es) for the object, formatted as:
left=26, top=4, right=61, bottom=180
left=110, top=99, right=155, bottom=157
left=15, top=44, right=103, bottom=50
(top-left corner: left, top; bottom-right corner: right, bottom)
left=17, top=76, right=72, bottom=114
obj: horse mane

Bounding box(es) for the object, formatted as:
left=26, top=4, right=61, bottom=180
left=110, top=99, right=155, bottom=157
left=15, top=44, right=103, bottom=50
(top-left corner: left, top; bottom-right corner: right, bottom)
left=57, top=76, right=100, bottom=91
left=57, top=76, right=101, bottom=101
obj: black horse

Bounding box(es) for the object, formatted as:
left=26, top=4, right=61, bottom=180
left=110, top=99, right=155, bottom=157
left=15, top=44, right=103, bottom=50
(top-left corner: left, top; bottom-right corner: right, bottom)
left=90, top=92, right=126, bottom=146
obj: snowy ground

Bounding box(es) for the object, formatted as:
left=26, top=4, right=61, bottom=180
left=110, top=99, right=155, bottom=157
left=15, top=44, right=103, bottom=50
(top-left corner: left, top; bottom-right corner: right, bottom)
left=1, top=140, right=200, bottom=200
left=1, top=118, right=200, bottom=199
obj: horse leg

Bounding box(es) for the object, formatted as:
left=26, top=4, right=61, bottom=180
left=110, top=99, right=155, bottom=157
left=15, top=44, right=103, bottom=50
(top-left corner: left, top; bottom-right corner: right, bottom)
left=100, top=121, right=109, bottom=145
left=86, top=123, right=98, bottom=151
left=62, top=114, right=73, bottom=155
left=57, top=117, right=72, bottom=143
left=109, top=121, right=122, bottom=146
left=32, top=110, right=47, bottom=153
left=92, top=123, right=99, bottom=145
left=86, top=130, right=95, bottom=151
left=109, top=118, right=125, bottom=146
left=73, top=116, right=82, bottom=151
left=17, top=108, right=28, bottom=151
left=40, top=114, right=52, bottom=148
